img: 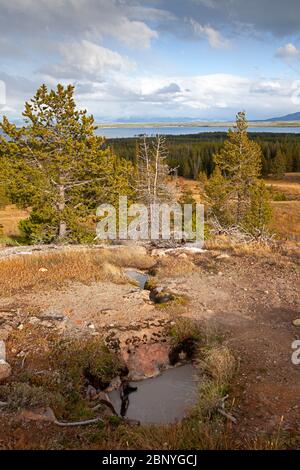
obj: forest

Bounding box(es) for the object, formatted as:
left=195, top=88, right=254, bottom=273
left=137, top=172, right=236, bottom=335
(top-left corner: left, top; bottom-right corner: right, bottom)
left=108, top=132, right=300, bottom=180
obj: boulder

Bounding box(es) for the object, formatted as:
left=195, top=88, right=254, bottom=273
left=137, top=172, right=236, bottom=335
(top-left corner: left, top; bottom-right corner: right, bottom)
left=149, top=287, right=174, bottom=304
left=292, top=319, right=300, bottom=327
left=0, top=359, right=11, bottom=382
left=20, top=407, right=56, bottom=423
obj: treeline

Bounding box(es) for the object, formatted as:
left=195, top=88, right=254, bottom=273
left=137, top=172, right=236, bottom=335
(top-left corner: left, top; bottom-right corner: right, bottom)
left=109, top=132, right=300, bottom=180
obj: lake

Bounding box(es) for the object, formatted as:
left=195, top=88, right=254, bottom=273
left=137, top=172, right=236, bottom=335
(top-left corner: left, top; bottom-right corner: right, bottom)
left=97, top=126, right=300, bottom=139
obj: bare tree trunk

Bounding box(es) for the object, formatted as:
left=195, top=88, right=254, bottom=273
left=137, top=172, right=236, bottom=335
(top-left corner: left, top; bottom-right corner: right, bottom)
left=58, top=183, right=67, bottom=239
left=153, top=135, right=161, bottom=204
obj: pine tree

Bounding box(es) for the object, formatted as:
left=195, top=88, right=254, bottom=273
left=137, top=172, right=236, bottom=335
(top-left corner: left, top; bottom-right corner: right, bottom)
left=271, top=149, right=286, bottom=179
left=242, top=180, right=273, bottom=236
left=205, top=166, right=231, bottom=224
left=0, top=84, right=133, bottom=243
left=213, top=111, right=262, bottom=224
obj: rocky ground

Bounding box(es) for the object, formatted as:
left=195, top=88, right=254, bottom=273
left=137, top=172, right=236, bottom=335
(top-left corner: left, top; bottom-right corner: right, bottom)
left=0, top=243, right=299, bottom=449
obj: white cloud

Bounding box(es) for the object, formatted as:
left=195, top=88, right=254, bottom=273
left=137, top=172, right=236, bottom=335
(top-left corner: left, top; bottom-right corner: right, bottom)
left=0, top=0, right=158, bottom=50
left=41, top=40, right=135, bottom=80
left=190, top=18, right=230, bottom=48
left=72, top=73, right=299, bottom=120
left=275, top=43, right=300, bottom=60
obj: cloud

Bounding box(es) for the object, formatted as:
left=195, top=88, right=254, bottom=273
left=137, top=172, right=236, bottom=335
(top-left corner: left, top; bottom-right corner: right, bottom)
left=156, top=83, right=182, bottom=94
left=250, top=80, right=282, bottom=94
left=72, top=73, right=294, bottom=118
left=275, top=43, right=300, bottom=60
left=0, top=0, right=158, bottom=51
left=190, top=18, right=230, bottom=48
left=41, top=40, right=135, bottom=80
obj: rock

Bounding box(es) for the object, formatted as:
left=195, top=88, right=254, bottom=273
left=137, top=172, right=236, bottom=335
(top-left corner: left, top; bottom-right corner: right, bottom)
left=106, top=376, right=122, bottom=392
left=0, top=341, right=5, bottom=360
left=292, top=319, right=300, bottom=327
left=0, top=359, right=11, bottom=382
left=86, top=385, right=98, bottom=400
left=124, top=343, right=170, bottom=380
left=29, top=316, right=40, bottom=325
left=216, top=253, right=230, bottom=260
left=17, top=323, right=24, bottom=330
left=38, top=267, right=48, bottom=273
left=149, top=287, right=174, bottom=304
left=39, top=314, right=65, bottom=322
left=88, top=323, right=95, bottom=330
left=20, top=407, right=56, bottom=423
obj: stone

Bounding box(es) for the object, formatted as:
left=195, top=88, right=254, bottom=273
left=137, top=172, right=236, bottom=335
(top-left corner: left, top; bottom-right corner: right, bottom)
left=38, top=267, right=48, bottom=273
left=124, top=343, right=170, bottom=380
left=17, top=323, right=24, bottom=330
left=216, top=253, right=230, bottom=260
left=106, top=376, right=122, bottom=392
left=149, top=287, right=174, bottom=304
left=0, top=341, right=5, bottom=360
left=0, top=359, right=11, bottom=382
left=20, top=407, right=56, bottom=423
left=292, top=319, right=300, bottom=327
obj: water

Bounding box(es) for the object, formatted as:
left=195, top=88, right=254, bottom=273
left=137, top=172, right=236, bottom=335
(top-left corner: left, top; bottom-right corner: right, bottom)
left=97, top=126, right=300, bottom=139
left=125, top=269, right=149, bottom=289
left=108, top=364, right=199, bottom=425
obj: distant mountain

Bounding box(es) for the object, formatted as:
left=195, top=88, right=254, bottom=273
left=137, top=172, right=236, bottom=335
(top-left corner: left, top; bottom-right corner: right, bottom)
left=265, top=112, right=300, bottom=122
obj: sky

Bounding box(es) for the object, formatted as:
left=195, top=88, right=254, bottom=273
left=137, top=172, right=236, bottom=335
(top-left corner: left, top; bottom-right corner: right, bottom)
left=1, top=0, right=300, bottom=122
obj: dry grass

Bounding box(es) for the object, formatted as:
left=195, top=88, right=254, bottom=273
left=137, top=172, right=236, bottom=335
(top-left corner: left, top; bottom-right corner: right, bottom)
left=0, top=247, right=155, bottom=296
left=265, top=173, right=300, bottom=201
left=0, top=205, right=29, bottom=237
left=154, top=255, right=196, bottom=279
left=204, top=235, right=274, bottom=256
left=271, top=201, right=300, bottom=241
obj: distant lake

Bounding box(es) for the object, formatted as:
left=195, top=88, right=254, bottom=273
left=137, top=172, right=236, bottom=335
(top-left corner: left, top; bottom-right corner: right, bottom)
left=96, top=126, right=300, bottom=139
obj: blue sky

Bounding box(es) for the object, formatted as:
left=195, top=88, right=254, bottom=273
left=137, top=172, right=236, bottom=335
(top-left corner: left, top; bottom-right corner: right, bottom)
left=1, top=0, right=300, bottom=121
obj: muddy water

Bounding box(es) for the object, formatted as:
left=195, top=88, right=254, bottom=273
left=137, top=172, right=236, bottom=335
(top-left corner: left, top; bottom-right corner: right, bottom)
left=125, top=269, right=149, bottom=289
left=108, top=364, right=198, bottom=425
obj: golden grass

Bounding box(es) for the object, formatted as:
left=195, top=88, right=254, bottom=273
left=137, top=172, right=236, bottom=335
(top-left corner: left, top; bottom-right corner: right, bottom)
left=271, top=201, right=300, bottom=240
left=0, top=205, right=29, bottom=236
left=265, top=172, right=300, bottom=200
left=154, top=255, right=196, bottom=278
left=0, top=247, right=155, bottom=297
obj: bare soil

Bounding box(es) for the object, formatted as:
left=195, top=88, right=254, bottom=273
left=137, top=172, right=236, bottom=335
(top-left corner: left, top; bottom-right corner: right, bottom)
left=0, top=246, right=299, bottom=448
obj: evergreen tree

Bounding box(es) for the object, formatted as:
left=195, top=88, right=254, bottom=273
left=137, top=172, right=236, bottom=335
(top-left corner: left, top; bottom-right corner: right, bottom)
left=214, top=111, right=262, bottom=224
left=0, top=84, right=133, bottom=243
left=205, top=166, right=231, bottom=224
left=270, top=149, right=286, bottom=179
left=242, top=180, right=273, bottom=236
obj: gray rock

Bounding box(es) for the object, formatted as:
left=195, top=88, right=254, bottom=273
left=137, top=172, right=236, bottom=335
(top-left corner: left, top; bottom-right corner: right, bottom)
left=0, top=341, right=5, bottom=360
left=0, top=359, right=11, bottom=382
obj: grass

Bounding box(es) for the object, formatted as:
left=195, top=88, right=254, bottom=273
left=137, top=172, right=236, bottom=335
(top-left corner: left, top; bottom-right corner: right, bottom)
left=271, top=201, right=300, bottom=240
left=2, top=335, right=126, bottom=421
left=0, top=247, right=155, bottom=296
left=0, top=204, right=29, bottom=239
